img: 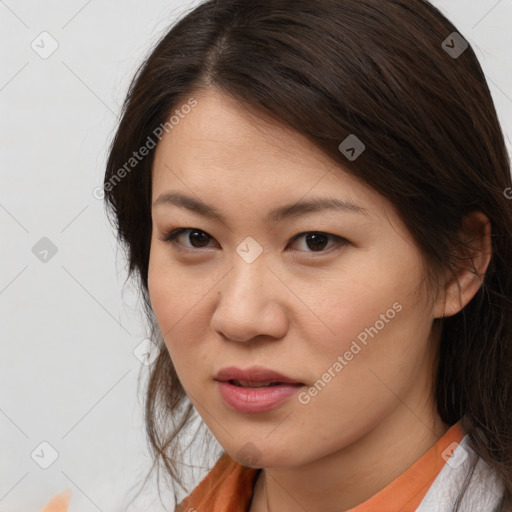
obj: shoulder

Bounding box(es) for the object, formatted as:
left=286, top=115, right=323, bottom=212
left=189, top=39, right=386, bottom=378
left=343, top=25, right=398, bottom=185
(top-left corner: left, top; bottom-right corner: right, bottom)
left=416, top=434, right=506, bottom=512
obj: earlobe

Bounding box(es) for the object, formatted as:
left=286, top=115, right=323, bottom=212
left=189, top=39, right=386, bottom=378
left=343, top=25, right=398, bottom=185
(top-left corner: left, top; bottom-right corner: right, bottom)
left=438, top=211, right=492, bottom=318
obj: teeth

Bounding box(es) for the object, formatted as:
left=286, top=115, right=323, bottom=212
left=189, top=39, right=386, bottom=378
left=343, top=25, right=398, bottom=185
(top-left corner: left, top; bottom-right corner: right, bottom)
left=232, top=380, right=279, bottom=388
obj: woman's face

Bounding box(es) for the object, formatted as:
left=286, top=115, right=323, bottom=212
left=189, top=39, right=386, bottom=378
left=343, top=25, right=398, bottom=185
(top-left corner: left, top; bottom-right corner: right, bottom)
left=148, top=88, right=443, bottom=468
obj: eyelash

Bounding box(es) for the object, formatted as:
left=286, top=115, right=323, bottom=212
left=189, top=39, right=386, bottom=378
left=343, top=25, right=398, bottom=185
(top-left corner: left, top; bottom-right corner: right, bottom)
left=158, top=228, right=348, bottom=255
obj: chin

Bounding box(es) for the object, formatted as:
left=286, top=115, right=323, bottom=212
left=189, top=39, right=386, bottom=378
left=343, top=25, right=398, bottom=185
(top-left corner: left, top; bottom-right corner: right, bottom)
left=227, top=442, right=300, bottom=469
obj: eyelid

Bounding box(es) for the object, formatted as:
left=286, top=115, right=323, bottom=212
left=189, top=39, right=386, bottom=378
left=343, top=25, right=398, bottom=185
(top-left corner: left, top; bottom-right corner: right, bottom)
left=159, top=227, right=348, bottom=254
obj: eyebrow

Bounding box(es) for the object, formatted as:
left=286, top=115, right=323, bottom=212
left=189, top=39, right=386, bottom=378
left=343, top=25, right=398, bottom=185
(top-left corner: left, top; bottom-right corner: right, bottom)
left=152, top=191, right=368, bottom=223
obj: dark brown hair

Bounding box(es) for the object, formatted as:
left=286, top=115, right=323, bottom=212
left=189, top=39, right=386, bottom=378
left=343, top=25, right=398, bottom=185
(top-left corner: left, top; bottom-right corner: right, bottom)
left=103, top=1, right=512, bottom=510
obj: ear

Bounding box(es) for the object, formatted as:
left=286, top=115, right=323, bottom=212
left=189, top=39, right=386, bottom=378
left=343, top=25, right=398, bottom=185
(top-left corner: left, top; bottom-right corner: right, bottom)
left=435, top=211, right=492, bottom=318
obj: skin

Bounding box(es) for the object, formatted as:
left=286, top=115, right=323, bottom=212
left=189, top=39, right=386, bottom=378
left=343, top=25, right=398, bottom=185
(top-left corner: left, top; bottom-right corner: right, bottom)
left=147, top=88, right=492, bottom=511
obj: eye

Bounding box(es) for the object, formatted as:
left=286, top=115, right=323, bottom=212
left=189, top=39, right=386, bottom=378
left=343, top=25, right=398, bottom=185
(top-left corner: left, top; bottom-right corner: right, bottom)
left=159, top=228, right=218, bottom=250
left=288, top=231, right=348, bottom=253
left=160, top=228, right=348, bottom=254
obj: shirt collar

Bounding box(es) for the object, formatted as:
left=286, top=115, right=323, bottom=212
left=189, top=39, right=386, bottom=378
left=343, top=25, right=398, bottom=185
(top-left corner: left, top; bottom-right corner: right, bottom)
left=176, top=420, right=466, bottom=512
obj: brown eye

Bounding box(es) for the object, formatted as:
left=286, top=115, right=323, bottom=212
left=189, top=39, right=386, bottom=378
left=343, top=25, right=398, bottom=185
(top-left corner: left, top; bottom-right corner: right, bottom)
left=288, top=232, right=347, bottom=253
left=160, top=228, right=217, bottom=249
left=185, top=230, right=211, bottom=248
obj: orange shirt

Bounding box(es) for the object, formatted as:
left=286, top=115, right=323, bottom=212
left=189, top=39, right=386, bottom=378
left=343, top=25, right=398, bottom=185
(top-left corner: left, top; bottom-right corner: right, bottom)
left=176, top=420, right=465, bottom=512
left=35, top=421, right=465, bottom=512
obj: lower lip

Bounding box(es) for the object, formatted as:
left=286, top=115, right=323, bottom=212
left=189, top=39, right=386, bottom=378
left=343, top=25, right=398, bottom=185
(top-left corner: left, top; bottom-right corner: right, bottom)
left=216, top=381, right=304, bottom=413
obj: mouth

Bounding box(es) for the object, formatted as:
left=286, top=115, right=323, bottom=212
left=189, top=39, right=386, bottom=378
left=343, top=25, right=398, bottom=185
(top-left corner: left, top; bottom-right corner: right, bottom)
left=228, top=379, right=302, bottom=388
left=214, top=365, right=305, bottom=386
left=216, top=380, right=305, bottom=414
left=214, top=365, right=305, bottom=413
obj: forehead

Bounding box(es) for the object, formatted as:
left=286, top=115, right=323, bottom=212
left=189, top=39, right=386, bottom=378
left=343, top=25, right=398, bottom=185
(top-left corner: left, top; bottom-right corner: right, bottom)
left=154, top=89, right=333, bottom=174
left=151, top=89, right=394, bottom=225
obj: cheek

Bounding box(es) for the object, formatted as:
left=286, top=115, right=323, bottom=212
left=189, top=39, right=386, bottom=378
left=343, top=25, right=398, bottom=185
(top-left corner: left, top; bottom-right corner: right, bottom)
left=301, top=250, right=429, bottom=366
left=291, top=273, right=432, bottom=444
left=148, top=242, right=190, bottom=320
left=147, top=247, right=212, bottom=371
left=148, top=249, right=185, bottom=350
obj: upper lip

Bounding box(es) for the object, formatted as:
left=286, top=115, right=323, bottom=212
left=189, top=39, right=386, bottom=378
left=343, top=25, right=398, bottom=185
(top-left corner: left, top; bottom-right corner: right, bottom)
left=215, top=365, right=304, bottom=384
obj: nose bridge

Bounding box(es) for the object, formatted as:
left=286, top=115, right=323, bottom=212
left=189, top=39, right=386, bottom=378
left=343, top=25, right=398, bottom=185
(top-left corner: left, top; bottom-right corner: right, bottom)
left=223, top=254, right=269, bottom=313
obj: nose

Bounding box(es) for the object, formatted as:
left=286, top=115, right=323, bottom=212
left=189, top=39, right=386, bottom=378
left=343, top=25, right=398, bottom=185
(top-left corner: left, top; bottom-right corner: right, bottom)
left=210, top=258, right=289, bottom=343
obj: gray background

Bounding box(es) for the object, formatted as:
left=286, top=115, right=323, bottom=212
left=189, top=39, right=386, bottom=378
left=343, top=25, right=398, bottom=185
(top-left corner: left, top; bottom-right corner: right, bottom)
left=1, top=1, right=511, bottom=511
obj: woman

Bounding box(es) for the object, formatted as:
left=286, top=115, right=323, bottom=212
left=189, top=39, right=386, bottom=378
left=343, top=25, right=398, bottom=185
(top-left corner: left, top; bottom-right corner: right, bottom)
left=41, top=0, right=512, bottom=510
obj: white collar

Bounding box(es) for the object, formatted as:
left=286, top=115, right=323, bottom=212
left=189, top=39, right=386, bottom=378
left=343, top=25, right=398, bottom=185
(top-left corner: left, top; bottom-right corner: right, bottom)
left=416, top=433, right=505, bottom=511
